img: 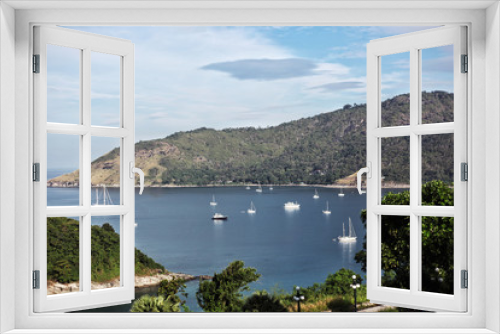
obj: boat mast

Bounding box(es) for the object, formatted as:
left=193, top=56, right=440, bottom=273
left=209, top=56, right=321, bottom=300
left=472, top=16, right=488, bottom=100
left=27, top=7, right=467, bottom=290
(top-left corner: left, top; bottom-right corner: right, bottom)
left=103, top=185, right=107, bottom=205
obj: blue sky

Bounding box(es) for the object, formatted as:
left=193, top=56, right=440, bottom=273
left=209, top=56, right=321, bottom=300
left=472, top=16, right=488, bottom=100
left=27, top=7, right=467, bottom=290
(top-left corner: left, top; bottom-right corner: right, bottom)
left=47, top=26, right=453, bottom=170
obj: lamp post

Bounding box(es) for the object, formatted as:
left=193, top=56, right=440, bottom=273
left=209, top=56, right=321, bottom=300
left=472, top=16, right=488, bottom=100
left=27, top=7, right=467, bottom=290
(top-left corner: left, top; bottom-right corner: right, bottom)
left=350, top=275, right=361, bottom=312
left=293, top=286, right=305, bottom=312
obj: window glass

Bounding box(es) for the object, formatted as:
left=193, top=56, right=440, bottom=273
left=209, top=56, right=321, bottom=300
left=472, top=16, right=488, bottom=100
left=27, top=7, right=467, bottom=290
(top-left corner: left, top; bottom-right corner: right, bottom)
left=91, top=52, right=121, bottom=127
left=381, top=52, right=410, bottom=127
left=381, top=136, right=410, bottom=202
left=47, top=44, right=81, bottom=124
left=47, top=216, right=80, bottom=295
left=47, top=133, right=80, bottom=206
left=421, top=45, right=454, bottom=124
left=91, top=215, right=121, bottom=290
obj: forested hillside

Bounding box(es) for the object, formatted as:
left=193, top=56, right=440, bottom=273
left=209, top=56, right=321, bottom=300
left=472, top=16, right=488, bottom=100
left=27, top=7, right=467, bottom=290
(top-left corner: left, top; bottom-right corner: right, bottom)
left=49, top=91, right=454, bottom=187
left=47, top=217, right=165, bottom=284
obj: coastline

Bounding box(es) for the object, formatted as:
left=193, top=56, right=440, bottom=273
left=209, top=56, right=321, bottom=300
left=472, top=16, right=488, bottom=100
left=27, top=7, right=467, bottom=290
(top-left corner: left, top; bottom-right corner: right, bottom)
left=47, top=183, right=411, bottom=189
left=48, top=272, right=212, bottom=295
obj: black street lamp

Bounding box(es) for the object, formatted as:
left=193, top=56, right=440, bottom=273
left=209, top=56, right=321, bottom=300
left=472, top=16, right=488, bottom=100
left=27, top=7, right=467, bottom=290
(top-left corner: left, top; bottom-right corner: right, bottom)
left=350, top=275, right=361, bottom=312
left=293, top=286, right=305, bottom=312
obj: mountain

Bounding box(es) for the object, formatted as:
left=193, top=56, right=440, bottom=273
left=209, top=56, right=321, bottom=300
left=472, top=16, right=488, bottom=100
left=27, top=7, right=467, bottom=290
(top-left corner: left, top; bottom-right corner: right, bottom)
left=48, top=91, right=454, bottom=187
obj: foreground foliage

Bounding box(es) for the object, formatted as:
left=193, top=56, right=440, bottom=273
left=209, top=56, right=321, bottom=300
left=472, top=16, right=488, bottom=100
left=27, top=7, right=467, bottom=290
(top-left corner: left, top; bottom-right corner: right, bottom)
left=130, top=294, right=182, bottom=312
left=196, top=260, right=261, bottom=312
left=355, top=180, right=454, bottom=294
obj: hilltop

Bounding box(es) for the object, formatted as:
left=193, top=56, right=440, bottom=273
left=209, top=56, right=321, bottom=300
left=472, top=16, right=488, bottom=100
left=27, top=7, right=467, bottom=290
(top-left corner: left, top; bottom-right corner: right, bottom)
left=48, top=91, right=454, bottom=187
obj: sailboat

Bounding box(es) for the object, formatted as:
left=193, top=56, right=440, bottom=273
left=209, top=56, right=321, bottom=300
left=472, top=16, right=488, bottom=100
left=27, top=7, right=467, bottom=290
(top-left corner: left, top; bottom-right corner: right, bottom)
left=94, top=185, right=114, bottom=205
left=245, top=185, right=251, bottom=190
left=210, top=195, right=217, bottom=206
left=322, top=201, right=331, bottom=215
left=313, top=189, right=319, bottom=199
left=338, top=218, right=357, bottom=243
left=256, top=182, right=263, bottom=193
left=247, top=201, right=256, bottom=214
left=338, top=188, right=345, bottom=197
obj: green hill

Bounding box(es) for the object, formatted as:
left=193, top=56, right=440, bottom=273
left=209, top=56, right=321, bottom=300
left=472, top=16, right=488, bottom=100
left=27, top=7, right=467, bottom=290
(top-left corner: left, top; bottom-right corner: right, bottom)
left=47, top=217, right=165, bottom=284
left=48, top=91, right=454, bottom=187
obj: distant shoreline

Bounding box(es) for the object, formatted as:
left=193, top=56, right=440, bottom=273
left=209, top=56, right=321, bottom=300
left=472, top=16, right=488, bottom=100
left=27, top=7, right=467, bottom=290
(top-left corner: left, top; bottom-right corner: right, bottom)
left=47, top=183, right=411, bottom=189
left=48, top=272, right=212, bottom=296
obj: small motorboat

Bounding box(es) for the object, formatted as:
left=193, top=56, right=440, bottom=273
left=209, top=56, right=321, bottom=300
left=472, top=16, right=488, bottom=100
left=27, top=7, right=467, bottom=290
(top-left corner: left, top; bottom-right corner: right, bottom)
left=212, top=213, right=228, bottom=220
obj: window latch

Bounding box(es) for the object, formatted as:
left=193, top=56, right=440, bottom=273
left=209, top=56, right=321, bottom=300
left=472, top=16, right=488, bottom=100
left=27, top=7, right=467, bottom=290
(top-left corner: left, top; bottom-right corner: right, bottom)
left=356, top=162, right=371, bottom=195
left=129, top=162, right=144, bottom=195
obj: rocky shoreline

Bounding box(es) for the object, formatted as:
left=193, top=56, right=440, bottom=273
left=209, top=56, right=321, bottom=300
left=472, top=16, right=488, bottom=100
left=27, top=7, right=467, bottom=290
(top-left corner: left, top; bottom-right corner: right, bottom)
left=47, top=272, right=212, bottom=295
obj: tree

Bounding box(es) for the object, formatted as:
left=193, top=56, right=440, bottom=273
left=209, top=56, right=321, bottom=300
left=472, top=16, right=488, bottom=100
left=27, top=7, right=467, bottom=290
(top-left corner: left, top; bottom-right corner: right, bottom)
left=324, top=268, right=362, bottom=296
left=355, top=181, right=454, bottom=293
left=196, top=260, right=261, bottom=312
left=157, top=277, right=189, bottom=310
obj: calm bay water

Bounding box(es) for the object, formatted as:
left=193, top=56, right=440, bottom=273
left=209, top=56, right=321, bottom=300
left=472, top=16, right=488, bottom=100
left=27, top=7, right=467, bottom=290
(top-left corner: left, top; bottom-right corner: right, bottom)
left=49, top=185, right=369, bottom=312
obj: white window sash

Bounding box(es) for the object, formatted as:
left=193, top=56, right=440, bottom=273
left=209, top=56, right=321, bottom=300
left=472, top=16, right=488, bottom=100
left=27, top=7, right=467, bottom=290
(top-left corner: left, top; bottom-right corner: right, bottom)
left=366, top=26, right=468, bottom=312
left=33, top=25, right=136, bottom=313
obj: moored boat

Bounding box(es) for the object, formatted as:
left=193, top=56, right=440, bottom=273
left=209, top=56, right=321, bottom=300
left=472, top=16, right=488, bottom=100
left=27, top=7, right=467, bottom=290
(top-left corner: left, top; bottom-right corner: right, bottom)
left=212, top=213, right=228, bottom=220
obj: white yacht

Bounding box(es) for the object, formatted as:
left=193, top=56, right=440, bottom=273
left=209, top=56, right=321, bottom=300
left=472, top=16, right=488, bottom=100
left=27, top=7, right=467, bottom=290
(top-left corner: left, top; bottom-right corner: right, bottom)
left=313, top=189, right=319, bottom=199
left=284, top=201, right=300, bottom=209
left=322, top=201, right=331, bottom=215
left=256, top=182, right=263, bottom=193
left=247, top=201, right=256, bottom=214
left=338, top=218, right=357, bottom=243
left=210, top=195, right=217, bottom=206
left=338, top=188, right=345, bottom=197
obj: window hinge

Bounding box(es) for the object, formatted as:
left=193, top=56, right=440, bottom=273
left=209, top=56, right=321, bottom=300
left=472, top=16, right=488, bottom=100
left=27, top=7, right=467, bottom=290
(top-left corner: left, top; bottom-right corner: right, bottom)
left=461, top=162, right=468, bottom=181
left=33, top=54, right=40, bottom=73
left=461, top=270, right=468, bottom=289
left=33, top=270, right=40, bottom=289
left=33, top=163, right=40, bottom=182
left=461, top=54, right=468, bottom=73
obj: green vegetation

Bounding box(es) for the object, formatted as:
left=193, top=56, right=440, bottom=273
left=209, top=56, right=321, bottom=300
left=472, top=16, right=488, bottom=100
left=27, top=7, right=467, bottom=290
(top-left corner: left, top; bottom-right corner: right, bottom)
left=131, top=277, right=190, bottom=313
left=130, top=294, right=182, bottom=313
left=355, top=180, right=454, bottom=294
left=242, top=291, right=288, bottom=312
left=51, top=91, right=453, bottom=187
left=47, top=217, right=165, bottom=284
left=196, top=260, right=261, bottom=312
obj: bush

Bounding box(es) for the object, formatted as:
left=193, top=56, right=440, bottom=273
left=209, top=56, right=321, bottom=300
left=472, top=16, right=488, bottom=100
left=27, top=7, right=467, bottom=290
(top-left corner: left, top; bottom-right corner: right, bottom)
left=242, top=291, right=288, bottom=312
left=130, top=294, right=182, bottom=312
left=327, top=297, right=354, bottom=312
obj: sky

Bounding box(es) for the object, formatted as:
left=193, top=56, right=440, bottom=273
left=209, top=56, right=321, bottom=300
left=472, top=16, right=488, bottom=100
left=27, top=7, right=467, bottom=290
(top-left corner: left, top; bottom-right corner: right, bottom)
left=46, top=26, right=453, bottom=170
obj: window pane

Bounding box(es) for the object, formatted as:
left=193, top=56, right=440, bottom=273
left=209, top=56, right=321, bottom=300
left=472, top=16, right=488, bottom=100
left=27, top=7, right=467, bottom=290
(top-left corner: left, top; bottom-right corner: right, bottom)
left=381, top=215, right=410, bottom=290
left=91, top=137, right=120, bottom=206
left=47, top=133, right=80, bottom=206
left=381, top=52, right=410, bottom=127
left=91, top=52, right=121, bottom=127
left=421, top=133, right=454, bottom=206
left=421, top=45, right=454, bottom=124
left=47, top=216, right=80, bottom=295
left=47, top=44, right=81, bottom=124
left=381, top=136, right=410, bottom=203
left=421, top=216, right=454, bottom=295
left=91, top=215, right=121, bottom=290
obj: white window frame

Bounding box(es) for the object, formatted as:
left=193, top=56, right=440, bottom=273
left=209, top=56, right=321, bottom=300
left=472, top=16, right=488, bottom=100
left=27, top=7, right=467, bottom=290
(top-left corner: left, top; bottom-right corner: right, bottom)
left=33, top=25, right=136, bottom=312
left=1, top=2, right=499, bottom=333
left=366, top=26, right=467, bottom=312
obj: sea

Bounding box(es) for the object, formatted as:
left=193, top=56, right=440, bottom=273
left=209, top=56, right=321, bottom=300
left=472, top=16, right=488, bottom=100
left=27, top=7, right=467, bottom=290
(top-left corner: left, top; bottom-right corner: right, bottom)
left=47, top=170, right=371, bottom=313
